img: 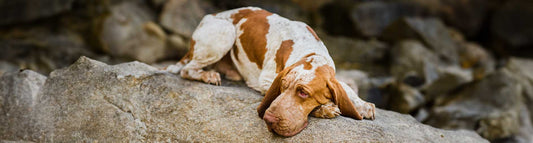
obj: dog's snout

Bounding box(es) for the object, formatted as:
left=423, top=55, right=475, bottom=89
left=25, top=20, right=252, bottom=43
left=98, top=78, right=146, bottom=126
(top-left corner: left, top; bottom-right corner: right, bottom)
left=263, top=112, right=279, bottom=124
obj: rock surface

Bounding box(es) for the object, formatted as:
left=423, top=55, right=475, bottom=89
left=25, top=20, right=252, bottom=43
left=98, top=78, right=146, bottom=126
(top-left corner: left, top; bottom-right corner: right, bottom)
left=100, top=1, right=167, bottom=64
left=0, top=70, right=47, bottom=140
left=160, top=0, right=208, bottom=38
left=390, top=40, right=440, bottom=87
left=0, top=57, right=488, bottom=142
left=0, top=27, right=97, bottom=74
left=349, top=1, right=429, bottom=37
left=382, top=17, right=459, bottom=64
left=321, top=33, right=389, bottom=76
left=0, top=0, right=75, bottom=25
left=424, top=67, right=532, bottom=142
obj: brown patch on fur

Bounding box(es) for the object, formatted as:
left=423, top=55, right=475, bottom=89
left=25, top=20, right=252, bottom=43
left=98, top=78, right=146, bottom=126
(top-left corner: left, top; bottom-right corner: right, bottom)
left=304, top=53, right=316, bottom=58
left=282, top=53, right=316, bottom=71
left=275, top=40, right=294, bottom=73
left=231, top=9, right=273, bottom=69
left=302, top=53, right=316, bottom=70
left=306, top=26, right=320, bottom=41
left=179, top=39, right=196, bottom=64
left=303, top=59, right=313, bottom=70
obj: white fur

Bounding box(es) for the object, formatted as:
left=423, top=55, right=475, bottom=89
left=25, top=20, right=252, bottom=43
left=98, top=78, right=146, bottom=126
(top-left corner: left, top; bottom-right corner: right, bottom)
left=177, top=7, right=335, bottom=93
left=212, top=7, right=336, bottom=93
left=175, top=7, right=375, bottom=119
left=182, top=15, right=235, bottom=71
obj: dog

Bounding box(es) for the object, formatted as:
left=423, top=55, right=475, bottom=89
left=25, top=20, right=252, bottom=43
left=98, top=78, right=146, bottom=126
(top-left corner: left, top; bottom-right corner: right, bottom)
left=166, top=7, right=375, bottom=137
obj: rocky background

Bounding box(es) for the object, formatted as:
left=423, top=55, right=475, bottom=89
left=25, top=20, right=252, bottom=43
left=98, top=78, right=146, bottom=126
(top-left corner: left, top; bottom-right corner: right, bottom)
left=0, top=0, right=531, bottom=142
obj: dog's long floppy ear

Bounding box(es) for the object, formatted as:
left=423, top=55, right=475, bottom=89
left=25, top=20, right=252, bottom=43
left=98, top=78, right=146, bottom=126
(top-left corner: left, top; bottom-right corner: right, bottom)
left=257, top=69, right=288, bottom=118
left=328, top=79, right=363, bottom=120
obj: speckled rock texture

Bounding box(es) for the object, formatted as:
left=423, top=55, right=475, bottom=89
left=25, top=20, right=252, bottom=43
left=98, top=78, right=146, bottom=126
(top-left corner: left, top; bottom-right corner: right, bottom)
left=0, top=57, right=488, bottom=142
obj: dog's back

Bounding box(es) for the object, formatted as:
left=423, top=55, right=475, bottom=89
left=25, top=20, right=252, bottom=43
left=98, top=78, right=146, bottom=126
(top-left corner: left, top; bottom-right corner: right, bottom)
left=211, top=7, right=334, bottom=92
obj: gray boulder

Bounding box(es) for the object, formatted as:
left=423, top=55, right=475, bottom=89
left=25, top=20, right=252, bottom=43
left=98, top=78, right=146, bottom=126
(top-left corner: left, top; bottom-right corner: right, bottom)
left=506, top=58, right=533, bottom=142
left=382, top=17, right=459, bottom=64
left=414, top=0, right=488, bottom=37
left=160, top=0, right=208, bottom=38
left=422, top=66, right=473, bottom=100
left=0, top=57, right=488, bottom=142
left=349, top=1, right=430, bottom=37
left=390, top=40, right=440, bottom=87
left=424, top=68, right=531, bottom=142
left=321, top=33, right=389, bottom=76
left=385, top=82, right=425, bottom=114
left=0, top=70, right=47, bottom=140
left=457, top=42, right=495, bottom=80
left=0, top=27, right=97, bottom=74
left=100, top=1, right=167, bottom=64
left=336, top=70, right=371, bottom=100
left=0, top=62, right=19, bottom=76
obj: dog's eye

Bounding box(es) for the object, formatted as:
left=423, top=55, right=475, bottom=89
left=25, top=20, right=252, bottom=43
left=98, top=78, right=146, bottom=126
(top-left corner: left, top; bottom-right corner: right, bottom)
left=298, top=90, right=308, bottom=98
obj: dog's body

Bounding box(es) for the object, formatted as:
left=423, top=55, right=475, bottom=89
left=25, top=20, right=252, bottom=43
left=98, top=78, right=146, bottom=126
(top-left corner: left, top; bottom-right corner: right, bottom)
left=166, top=7, right=375, bottom=137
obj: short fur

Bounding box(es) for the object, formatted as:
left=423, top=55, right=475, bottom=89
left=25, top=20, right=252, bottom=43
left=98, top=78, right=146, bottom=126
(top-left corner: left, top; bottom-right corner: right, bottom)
left=165, top=7, right=375, bottom=137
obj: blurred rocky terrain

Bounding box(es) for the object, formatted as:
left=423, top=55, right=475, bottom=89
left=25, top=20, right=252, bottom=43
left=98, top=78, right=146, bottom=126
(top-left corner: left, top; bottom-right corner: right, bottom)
left=0, top=0, right=532, bottom=142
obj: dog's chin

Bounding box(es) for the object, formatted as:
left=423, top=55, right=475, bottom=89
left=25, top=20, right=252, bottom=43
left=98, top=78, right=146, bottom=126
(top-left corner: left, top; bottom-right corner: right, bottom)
left=269, top=121, right=308, bottom=137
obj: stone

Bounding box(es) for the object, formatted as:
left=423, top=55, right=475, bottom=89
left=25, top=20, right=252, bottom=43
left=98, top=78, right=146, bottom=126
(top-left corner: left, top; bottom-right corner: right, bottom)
left=321, top=33, right=389, bottom=76
left=0, top=70, right=47, bottom=140
left=0, top=0, right=75, bottom=25
left=382, top=17, right=459, bottom=64
left=384, top=82, right=425, bottom=114
left=160, top=0, right=208, bottom=38
left=424, top=68, right=530, bottom=141
left=422, top=66, right=473, bottom=100
left=335, top=70, right=397, bottom=109
left=100, top=1, right=167, bottom=64
left=319, top=0, right=358, bottom=37
left=506, top=58, right=533, bottom=133
left=0, top=27, right=96, bottom=74
left=166, top=34, right=190, bottom=58
left=417, top=0, right=488, bottom=37
left=441, top=0, right=488, bottom=37
left=349, top=1, right=430, bottom=37
left=336, top=70, right=371, bottom=100
left=347, top=0, right=487, bottom=38
left=0, top=62, right=19, bottom=76
left=457, top=42, right=495, bottom=80
left=390, top=40, right=440, bottom=87
left=0, top=57, right=488, bottom=142
left=506, top=58, right=533, bottom=100
left=368, top=77, right=396, bottom=108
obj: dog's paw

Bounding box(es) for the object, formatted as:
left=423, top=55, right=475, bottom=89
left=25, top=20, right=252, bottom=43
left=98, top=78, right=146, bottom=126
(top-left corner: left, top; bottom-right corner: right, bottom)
left=360, top=102, right=375, bottom=120
left=201, top=70, right=221, bottom=86
left=311, top=103, right=340, bottom=119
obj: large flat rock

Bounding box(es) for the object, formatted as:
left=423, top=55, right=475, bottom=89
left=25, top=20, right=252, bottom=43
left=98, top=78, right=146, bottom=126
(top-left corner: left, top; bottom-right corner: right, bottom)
left=0, top=57, right=487, bottom=142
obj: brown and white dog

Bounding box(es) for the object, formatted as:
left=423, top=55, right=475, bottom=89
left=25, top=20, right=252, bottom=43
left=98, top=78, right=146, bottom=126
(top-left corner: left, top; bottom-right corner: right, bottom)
left=166, top=7, right=375, bottom=137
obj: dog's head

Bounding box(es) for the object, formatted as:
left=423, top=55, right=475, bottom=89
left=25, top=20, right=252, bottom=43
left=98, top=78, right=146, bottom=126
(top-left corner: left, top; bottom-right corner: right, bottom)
left=257, top=55, right=362, bottom=137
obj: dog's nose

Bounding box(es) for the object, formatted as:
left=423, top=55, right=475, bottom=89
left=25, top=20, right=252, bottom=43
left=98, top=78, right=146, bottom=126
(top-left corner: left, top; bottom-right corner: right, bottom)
left=263, top=112, right=279, bottom=124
